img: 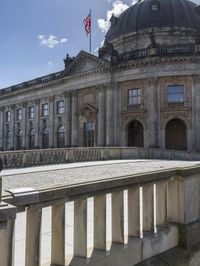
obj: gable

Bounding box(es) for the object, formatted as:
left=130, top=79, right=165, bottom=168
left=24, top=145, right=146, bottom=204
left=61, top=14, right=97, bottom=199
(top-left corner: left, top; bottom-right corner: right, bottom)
left=66, top=51, right=110, bottom=75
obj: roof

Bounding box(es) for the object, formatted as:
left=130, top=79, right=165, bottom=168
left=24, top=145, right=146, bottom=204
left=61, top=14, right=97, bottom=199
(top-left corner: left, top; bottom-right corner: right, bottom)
left=106, top=0, right=200, bottom=42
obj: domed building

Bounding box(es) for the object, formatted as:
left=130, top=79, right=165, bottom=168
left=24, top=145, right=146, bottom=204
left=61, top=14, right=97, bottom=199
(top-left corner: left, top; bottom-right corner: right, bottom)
left=1, top=0, right=200, bottom=152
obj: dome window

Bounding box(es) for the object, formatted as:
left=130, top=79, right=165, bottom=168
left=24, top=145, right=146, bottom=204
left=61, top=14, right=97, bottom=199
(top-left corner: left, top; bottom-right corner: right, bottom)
left=150, top=0, right=160, bottom=12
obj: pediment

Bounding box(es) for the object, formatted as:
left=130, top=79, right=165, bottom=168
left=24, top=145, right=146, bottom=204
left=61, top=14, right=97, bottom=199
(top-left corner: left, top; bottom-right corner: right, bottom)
left=65, top=50, right=110, bottom=75
left=78, top=104, right=98, bottom=116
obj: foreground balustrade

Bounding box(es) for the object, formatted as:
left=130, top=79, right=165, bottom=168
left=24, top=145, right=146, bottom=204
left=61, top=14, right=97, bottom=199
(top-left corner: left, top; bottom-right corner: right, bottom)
left=1, top=165, right=200, bottom=265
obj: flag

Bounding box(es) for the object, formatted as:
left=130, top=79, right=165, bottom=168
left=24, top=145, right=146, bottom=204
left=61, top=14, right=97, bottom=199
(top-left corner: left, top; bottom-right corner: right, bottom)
left=84, top=13, right=91, bottom=37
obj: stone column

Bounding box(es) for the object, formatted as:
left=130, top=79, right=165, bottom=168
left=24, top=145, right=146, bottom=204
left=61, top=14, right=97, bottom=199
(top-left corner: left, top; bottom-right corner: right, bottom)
left=192, top=76, right=200, bottom=151
left=147, top=77, right=159, bottom=148
left=49, top=96, right=54, bottom=148
left=51, top=203, right=65, bottom=265
left=112, top=190, right=127, bottom=244
left=0, top=108, right=4, bottom=150
left=10, top=105, right=15, bottom=150
left=114, top=82, right=121, bottom=146
left=128, top=186, right=140, bottom=237
left=97, top=85, right=105, bottom=146
left=35, top=100, right=40, bottom=148
left=74, top=198, right=89, bottom=258
left=71, top=91, right=78, bottom=147
left=64, top=92, right=72, bottom=147
left=21, top=102, right=27, bottom=149
left=106, top=83, right=114, bottom=146
left=25, top=207, right=42, bottom=266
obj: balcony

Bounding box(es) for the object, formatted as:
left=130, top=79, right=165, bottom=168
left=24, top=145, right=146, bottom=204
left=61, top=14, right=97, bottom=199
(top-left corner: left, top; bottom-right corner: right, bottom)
left=1, top=158, right=200, bottom=265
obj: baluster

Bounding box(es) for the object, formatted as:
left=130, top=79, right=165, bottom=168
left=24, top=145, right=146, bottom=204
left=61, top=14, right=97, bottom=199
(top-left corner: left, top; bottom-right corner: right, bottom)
left=94, top=194, right=111, bottom=251
left=25, top=207, right=42, bottom=266
left=143, top=184, right=154, bottom=233
left=156, top=181, right=167, bottom=227
left=74, top=198, right=91, bottom=258
left=128, top=186, right=140, bottom=237
left=112, top=190, right=128, bottom=244
left=51, top=203, right=65, bottom=265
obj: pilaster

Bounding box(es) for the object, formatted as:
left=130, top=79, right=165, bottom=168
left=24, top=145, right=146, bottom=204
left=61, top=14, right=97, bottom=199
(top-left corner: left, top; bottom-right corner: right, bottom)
left=106, top=83, right=114, bottom=146
left=64, top=91, right=72, bottom=147
left=97, top=85, right=105, bottom=146
left=71, top=91, right=78, bottom=147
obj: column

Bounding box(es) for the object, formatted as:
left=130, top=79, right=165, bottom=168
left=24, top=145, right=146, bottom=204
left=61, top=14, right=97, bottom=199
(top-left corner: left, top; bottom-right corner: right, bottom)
left=192, top=75, right=200, bottom=151
left=49, top=96, right=54, bottom=148
left=25, top=207, right=42, bottom=266
left=22, top=102, right=27, bottom=149
left=106, top=83, right=114, bottom=146
left=35, top=100, right=40, bottom=148
left=71, top=91, right=78, bottom=147
left=114, top=82, right=121, bottom=146
left=0, top=108, right=4, bottom=150
left=64, top=92, right=71, bottom=147
left=10, top=105, right=15, bottom=150
left=51, top=203, right=65, bottom=265
left=147, top=77, right=159, bottom=148
left=112, top=190, right=127, bottom=244
left=97, top=86, right=105, bottom=146
left=74, top=198, right=88, bottom=258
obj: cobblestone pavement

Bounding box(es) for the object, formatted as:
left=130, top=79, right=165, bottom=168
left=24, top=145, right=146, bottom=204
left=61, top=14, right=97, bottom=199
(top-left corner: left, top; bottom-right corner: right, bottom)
left=1, top=159, right=200, bottom=194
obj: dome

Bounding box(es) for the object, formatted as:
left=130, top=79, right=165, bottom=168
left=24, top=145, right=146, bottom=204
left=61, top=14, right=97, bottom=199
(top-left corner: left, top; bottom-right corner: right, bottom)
left=106, top=0, right=200, bottom=42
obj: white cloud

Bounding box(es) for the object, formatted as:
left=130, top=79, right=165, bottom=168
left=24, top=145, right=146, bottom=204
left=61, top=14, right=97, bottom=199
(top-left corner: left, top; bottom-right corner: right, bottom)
left=38, top=34, right=68, bottom=48
left=46, top=61, right=53, bottom=71
left=98, top=1, right=137, bottom=33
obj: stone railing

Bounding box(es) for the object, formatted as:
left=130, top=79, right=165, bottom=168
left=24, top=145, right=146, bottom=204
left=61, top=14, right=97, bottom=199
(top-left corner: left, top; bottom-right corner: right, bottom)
left=1, top=165, right=200, bottom=265
left=0, top=147, right=200, bottom=169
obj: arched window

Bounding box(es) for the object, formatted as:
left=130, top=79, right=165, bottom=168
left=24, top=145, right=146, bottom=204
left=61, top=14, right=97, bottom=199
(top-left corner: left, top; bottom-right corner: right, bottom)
left=29, top=128, right=35, bottom=149
left=6, top=131, right=11, bottom=150
left=165, top=118, right=187, bottom=150
left=43, top=127, right=49, bottom=149
left=57, top=125, right=65, bottom=148
left=83, top=122, right=94, bottom=147
left=17, top=130, right=23, bottom=150
left=127, top=120, right=144, bottom=147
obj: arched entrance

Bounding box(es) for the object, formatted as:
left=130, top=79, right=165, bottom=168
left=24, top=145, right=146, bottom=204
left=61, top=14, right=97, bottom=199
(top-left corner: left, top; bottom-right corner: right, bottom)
left=165, top=118, right=187, bottom=150
left=127, top=120, right=144, bottom=147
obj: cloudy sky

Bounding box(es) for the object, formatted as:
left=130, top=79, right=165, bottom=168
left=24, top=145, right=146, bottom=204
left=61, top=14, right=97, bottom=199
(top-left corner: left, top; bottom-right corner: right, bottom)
left=0, top=0, right=199, bottom=88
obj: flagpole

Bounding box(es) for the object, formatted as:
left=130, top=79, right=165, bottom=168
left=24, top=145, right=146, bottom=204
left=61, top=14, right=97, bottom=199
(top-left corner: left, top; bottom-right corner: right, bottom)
left=89, top=9, right=92, bottom=53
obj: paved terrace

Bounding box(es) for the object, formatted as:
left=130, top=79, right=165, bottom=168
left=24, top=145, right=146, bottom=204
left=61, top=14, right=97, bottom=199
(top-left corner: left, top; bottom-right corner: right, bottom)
left=1, top=159, right=200, bottom=194
left=1, top=159, right=200, bottom=266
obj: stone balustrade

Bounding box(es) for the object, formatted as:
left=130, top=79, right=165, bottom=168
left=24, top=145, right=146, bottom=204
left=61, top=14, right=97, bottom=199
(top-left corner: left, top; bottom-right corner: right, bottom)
left=0, top=147, right=200, bottom=168
left=0, top=147, right=200, bottom=169
left=1, top=165, right=200, bottom=265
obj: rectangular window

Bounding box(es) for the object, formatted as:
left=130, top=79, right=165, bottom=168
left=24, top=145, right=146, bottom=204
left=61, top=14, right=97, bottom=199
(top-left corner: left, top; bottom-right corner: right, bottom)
left=167, top=85, right=184, bottom=103
left=57, top=100, right=64, bottom=114
left=16, top=109, right=22, bottom=120
left=6, top=111, right=11, bottom=122
left=28, top=106, right=35, bottom=119
left=84, top=122, right=94, bottom=147
left=42, top=103, right=49, bottom=117
left=128, top=88, right=141, bottom=105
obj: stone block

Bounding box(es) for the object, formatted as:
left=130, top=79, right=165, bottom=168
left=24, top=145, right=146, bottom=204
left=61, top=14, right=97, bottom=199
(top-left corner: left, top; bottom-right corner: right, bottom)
left=70, top=237, right=142, bottom=266
left=143, top=224, right=178, bottom=261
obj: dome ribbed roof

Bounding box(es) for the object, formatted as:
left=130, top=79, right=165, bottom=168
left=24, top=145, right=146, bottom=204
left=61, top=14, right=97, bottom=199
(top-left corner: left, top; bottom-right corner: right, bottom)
left=106, top=0, right=200, bottom=42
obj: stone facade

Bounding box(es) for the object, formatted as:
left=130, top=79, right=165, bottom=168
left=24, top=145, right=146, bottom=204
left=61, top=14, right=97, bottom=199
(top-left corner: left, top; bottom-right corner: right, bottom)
left=2, top=0, right=200, bottom=152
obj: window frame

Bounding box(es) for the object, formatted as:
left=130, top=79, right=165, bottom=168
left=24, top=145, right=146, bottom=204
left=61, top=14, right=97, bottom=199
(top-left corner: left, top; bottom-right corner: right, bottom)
left=42, top=103, right=49, bottom=117
left=128, top=88, right=141, bottom=106
left=83, top=122, right=95, bottom=147
left=57, top=100, right=65, bottom=114
left=28, top=106, right=35, bottom=119
left=16, top=108, right=22, bottom=121
left=6, top=111, right=11, bottom=122
left=167, top=85, right=184, bottom=103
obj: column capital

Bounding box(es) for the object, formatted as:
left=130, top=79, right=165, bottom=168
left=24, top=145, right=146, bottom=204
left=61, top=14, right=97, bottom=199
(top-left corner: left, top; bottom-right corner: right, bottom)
left=10, top=105, right=15, bottom=111
left=63, top=91, right=72, bottom=98
left=193, top=74, right=200, bottom=83
left=49, top=96, right=54, bottom=103
left=148, top=77, right=158, bottom=86
left=22, top=102, right=27, bottom=108
left=34, top=99, right=40, bottom=106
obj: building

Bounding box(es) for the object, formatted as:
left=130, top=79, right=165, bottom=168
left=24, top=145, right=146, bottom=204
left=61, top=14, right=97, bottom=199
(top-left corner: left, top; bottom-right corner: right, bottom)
left=1, top=0, right=200, bottom=152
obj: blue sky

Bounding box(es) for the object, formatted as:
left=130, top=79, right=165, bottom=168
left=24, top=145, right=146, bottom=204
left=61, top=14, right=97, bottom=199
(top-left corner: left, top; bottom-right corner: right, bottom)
left=0, top=0, right=199, bottom=88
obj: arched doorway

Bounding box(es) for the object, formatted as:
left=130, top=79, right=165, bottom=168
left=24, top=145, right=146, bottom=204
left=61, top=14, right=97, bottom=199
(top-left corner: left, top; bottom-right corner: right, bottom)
left=165, top=118, right=187, bottom=150
left=127, top=120, right=144, bottom=147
